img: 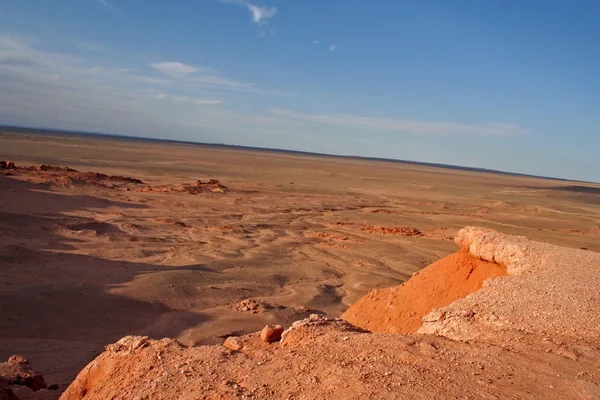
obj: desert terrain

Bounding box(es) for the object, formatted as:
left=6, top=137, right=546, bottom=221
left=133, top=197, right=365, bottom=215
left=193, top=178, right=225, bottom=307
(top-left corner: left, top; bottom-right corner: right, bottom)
left=1, top=129, right=599, bottom=398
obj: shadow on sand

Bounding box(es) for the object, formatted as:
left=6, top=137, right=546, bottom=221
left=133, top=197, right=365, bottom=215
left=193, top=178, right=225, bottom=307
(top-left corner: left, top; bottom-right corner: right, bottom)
left=0, top=175, right=212, bottom=384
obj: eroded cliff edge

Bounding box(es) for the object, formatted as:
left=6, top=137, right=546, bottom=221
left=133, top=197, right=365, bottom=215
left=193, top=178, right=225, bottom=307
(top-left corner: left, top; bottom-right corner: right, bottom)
left=58, top=227, right=600, bottom=400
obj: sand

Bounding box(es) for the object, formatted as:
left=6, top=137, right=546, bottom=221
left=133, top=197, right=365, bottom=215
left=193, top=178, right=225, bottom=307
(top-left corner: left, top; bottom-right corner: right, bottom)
left=1, top=129, right=600, bottom=396
left=59, top=228, right=600, bottom=400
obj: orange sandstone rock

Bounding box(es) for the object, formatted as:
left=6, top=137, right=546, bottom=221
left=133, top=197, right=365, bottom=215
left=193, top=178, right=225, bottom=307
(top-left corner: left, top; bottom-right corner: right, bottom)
left=341, top=250, right=506, bottom=333
left=260, top=325, right=284, bottom=342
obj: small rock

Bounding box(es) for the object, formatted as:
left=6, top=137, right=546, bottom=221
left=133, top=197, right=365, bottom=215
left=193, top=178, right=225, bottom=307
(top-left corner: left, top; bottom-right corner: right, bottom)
left=295, top=306, right=309, bottom=313
left=223, top=336, right=244, bottom=351
left=261, top=325, right=284, bottom=343
left=0, top=355, right=46, bottom=391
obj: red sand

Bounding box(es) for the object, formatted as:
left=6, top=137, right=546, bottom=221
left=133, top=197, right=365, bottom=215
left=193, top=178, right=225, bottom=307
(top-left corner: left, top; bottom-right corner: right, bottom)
left=341, top=251, right=506, bottom=333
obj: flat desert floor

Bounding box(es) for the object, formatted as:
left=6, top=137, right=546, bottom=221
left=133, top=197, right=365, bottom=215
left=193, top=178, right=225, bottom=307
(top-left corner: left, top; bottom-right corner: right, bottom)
left=1, top=130, right=600, bottom=389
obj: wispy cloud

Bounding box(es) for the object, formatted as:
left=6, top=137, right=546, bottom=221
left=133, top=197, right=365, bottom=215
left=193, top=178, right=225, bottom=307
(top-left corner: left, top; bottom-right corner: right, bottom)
left=151, top=61, right=254, bottom=89
left=94, top=0, right=119, bottom=13
left=329, top=44, right=336, bottom=52
left=247, top=4, right=277, bottom=24
left=220, top=0, right=277, bottom=35
left=151, top=61, right=199, bottom=78
left=153, top=93, right=222, bottom=106
left=270, top=109, right=524, bottom=136
left=0, top=33, right=290, bottom=143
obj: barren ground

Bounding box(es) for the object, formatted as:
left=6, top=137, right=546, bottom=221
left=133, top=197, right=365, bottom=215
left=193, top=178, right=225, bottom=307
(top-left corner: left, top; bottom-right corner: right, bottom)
left=1, top=130, right=599, bottom=396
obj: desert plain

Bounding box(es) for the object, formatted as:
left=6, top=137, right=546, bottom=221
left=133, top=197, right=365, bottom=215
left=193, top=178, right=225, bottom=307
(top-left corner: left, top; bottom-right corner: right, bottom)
left=1, top=129, right=599, bottom=398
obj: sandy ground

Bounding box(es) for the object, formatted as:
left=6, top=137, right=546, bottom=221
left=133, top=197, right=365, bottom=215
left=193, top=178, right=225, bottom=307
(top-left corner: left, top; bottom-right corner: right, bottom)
left=60, top=228, right=600, bottom=400
left=1, top=130, right=600, bottom=394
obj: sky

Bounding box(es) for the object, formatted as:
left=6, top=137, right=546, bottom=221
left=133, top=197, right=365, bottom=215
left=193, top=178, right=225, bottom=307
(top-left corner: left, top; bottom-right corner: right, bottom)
left=0, top=1, right=598, bottom=181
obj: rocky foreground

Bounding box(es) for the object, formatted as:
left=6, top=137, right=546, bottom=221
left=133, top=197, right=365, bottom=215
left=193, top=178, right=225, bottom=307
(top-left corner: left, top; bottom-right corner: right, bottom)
left=4, top=227, right=600, bottom=399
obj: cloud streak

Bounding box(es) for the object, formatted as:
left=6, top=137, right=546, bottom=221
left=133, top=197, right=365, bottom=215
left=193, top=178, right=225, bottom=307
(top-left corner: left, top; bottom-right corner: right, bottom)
left=0, top=32, right=294, bottom=145
left=220, top=0, right=277, bottom=34
left=94, top=0, right=119, bottom=13
left=153, top=93, right=223, bottom=106
left=270, top=109, right=524, bottom=136
left=151, top=60, right=254, bottom=89
left=247, top=4, right=277, bottom=24
left=151, top=62, right=200, bottom=78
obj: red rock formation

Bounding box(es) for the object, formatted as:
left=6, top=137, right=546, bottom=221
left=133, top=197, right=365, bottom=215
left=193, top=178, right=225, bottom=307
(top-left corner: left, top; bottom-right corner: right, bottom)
left=0, top=355, right=46, bottom=392
left=260, top=325, right=284, bottom=342
left=57, top=227, right=600, bottom=399
left=341, top=250, right=506, bottom=333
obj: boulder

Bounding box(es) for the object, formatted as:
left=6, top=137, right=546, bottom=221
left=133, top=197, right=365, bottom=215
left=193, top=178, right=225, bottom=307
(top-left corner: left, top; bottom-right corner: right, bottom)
left=260, top=325, right=284, bottom=343
left=223, top=336, right=244, bottom=351
left=0, top=355, right=46, bottom=391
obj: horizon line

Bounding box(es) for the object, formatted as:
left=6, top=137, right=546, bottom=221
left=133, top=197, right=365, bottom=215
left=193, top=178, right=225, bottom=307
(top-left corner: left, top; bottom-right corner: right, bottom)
left=0, top=124, right=596, bottom=185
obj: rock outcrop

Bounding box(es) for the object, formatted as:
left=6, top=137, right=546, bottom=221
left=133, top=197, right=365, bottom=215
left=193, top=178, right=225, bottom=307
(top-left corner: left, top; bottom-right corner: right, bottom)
left=0, top=356, right=46, bottom=392
left=58, top=227, right=600, bottom=399
left=341, top=250, right=506, bottom=333
left=260, top=325, right=284, bottom=343
left=419, top=226, right=600, bottom=341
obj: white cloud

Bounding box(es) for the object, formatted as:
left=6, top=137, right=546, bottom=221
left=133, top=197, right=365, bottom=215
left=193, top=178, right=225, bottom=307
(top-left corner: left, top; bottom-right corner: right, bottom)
left=247, top=4, right=277, bottom=24
left=153, top=93, right=222, bottom=106
left=219, top=0, right=277, bottom=31
left=270, top=109, right=524, bottom=136
left=0, top=32, right=289, bottom=143
left=312, top=40, right=319, bottom=44
left=151, top=61, right=255, bottom=89
left=94, top=0, right=119, bottom=13
left=329, top=44, right=336, bottom=52
left=151, top=61, right=199, bottom=78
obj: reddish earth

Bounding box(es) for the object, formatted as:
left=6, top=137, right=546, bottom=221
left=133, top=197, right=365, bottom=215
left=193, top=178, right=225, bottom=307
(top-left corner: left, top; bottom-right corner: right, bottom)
left=342, top=251, right=506, bottom=333
left=358, top=225, right=453, bottom=240
left=360, top=225, right=423, bottom=237
left=140, top=179, right=228, bottom=194
left=2, top=141, right=600, bottom=399
left=0, top=161, right=144, bottom=189
left=305, top=231, right=363, bottom=243
left=231, top=299, right=284, bottom=314
left=0, top=161, right=226, bottom=194
left=0, top=355, right=54, bottom=399
left=0, top=356, right=46, bottom=392
left=53, top=228, right=600, bottom=399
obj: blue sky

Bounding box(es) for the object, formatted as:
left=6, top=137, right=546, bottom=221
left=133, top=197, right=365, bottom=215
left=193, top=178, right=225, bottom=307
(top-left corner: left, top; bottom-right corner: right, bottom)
left=0, top=1, right=598, bottom=181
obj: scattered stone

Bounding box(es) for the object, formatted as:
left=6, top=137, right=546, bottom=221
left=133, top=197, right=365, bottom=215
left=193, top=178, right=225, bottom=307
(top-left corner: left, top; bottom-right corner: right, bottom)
left=223, top=337, right=244, bottom=351
left=0, top=161, right=15, bottom=170
left=232, top=299, right=287, bottom=314
left=261, top=325, right=284, bottom=343
left=360, top=225, right=422, bottom=237
left=233, top=299, right=274, bottom=314
left=0, top=355, right=46, bottom=391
